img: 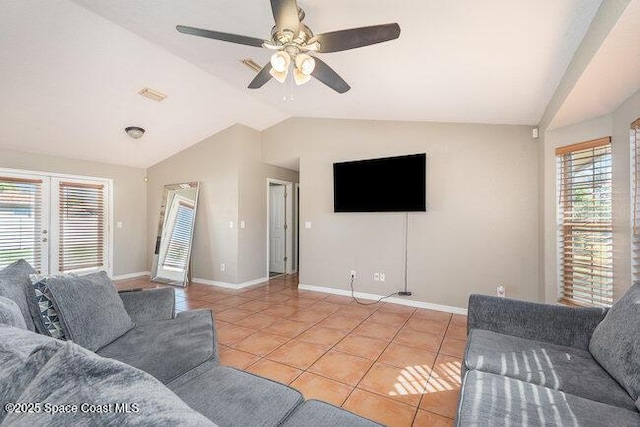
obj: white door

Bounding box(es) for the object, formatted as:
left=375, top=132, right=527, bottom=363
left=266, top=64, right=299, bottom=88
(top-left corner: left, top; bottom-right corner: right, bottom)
left=269, top=184, right=286, bottom=273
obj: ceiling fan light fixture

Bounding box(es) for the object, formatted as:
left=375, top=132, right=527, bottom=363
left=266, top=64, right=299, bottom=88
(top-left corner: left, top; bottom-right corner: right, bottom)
left=270, top=51, right=291, bottom=73
left=295, top=54, right=315, bottom=75
left=293, top=68, right=312, bottom=85
left=125, top=126, right=145, bottom=139
left=269, top=67, right=288, bottom=83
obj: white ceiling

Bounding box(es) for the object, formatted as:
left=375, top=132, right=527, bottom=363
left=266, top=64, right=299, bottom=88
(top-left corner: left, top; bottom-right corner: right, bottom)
left=1, top=0, right=607, bottom=168
left=550, top=0, right=640, bottom=130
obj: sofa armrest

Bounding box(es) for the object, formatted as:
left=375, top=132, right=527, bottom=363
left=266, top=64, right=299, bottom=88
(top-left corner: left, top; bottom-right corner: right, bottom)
left=118, top=287, right=175, bottom=324
left=467, top=294, right=608, bottom=350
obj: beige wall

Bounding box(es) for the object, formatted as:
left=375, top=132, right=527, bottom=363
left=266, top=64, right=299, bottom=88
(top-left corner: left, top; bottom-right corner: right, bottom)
left=263, top=118, right=539, bottom=309
left=147, top=124, right=298, bottom=285
left=542, top=89, right=640, bottom=303
left=0, top=147, right=147, bottom=276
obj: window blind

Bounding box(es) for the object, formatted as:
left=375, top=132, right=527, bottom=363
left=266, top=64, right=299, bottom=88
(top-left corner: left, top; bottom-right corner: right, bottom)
left=556, top=137, right=613, bottom=307
left=0, top=176, right=43, bottom=271
left=162, top=202, right=194, bottom=271
left=58, top=181, right=106, bottom=272
left=631, top=118, right=640, bottom=281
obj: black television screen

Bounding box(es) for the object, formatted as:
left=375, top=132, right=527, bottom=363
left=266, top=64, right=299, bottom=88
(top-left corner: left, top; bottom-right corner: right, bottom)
left=333, top=153, right=426, bottom=212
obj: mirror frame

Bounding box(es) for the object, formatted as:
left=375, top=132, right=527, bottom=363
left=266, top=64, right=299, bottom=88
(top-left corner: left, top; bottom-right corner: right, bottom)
left=151, top=182, right=200, bottom=286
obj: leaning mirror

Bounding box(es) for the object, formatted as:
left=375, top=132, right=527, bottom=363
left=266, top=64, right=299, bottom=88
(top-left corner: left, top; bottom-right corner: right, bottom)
left=151, top=182, right=200, bottom=286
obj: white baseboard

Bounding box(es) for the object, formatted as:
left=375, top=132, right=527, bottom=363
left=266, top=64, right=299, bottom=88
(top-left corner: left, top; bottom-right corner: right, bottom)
left=113, top=271, right=151, bottom=281
left=192, top=277, right=268, bottom=290
left=298, top=283, right=468, bottom=315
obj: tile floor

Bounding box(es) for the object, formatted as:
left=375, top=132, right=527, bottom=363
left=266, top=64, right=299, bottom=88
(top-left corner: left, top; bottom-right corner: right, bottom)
left=117, top=274, right=466, bottom=427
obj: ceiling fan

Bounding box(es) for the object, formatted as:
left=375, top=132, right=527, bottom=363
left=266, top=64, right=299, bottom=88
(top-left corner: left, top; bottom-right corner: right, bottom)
left=176, top=0, right=401, bottom=94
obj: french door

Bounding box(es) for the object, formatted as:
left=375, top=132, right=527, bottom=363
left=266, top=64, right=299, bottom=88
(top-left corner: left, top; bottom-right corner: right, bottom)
left=0, top=170, right=110, bottom=275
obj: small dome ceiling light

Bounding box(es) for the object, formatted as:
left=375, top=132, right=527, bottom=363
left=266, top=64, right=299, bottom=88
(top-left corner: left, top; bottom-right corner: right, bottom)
left=125, top=126, right=145, bottom=139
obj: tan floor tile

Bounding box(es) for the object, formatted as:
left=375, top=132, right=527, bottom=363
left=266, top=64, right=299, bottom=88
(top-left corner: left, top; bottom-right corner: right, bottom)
left=393, top=328, right=443, bottom=353
left=308, top=349, right=373, bottom=386
left=377, top=303, right=417, bottom=316
left=287, top=310, right=332, bottom=323
left=215, top=308, right=255, bottom=322
left=290, top=372, right=354, bottom=406
left=216, top=324, right=257, bottom=346
left=317, top=313, right=364, bottom=332
left=368, top=311, right=412, bottom=326
left=439, top=336, right=466, bottom=358
left=281, top=297, right=318, bottom=308
left=261, top=319, right=311, bottom=339
left=358, top=363, right=427, bottom=406
left=265, top=340, right=328, bottom=370
left=413, top=409, right=454, bottom=427
left=378, top=343, right=437, bottom=371
left=321, top=294, right=355, bottom=305
left=231, top=332, right=289, bottom=356
left=309, top=301, right=343, bottom=314
left=412, top=309, right=452, bottom=322
left=450, top=314, right=467, bottom=327
left=420, top=354, right=463, bottom=419
left=352, top=320, right=402, bottom=341
left=218, top=347, right=260, bottom=369
left=342, top=389, right=417, bottom=427
left=333, top=335, right=389, bottom=360
left=296, top=325, right=348, bottom=348
left=339, top=305, right=378, bottom=318
left=235, top=300, right=271, bottom=311
left=216, top=296, right=254, bottom=306
left=261, top=304, right=299, bottom=318
left=445, top=324, right=467, bottom=340
left=233, top=313, right=279, bottom=330
left=245, top=359, right=302, bottom=385
left=404, top=318, right=449, bottom=336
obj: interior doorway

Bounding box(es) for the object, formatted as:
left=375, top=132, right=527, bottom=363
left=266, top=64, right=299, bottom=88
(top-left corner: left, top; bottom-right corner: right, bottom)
left=267, top=179, right=297, bottom=278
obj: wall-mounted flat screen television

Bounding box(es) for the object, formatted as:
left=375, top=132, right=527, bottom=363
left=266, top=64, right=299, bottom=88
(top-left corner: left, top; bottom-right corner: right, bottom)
left=333, top=153, right=426, bottom=212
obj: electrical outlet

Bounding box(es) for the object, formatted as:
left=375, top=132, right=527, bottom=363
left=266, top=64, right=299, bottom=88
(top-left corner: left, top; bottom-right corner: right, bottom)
left=350, top=270, right=356, bottom=279
left=374, top=273, right=380, bottom=281
left=220, top=263, right=226, bottom=272
left=379, top=273, right=385, bottom=282
left=497, top=284, right=505, bottom=298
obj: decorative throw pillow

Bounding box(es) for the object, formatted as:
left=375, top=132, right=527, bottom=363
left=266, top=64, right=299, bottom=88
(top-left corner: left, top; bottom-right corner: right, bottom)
left=0, top=296, right=27, bottom=329
left=46, top=272, right=135, bottom=351
left=29, top=274, right=70, bottom=339
left=3, top=340, right=215, bottom=426
left=0, top=259, right=37, bottom=331
left=589, top=282, right=640, bottom=402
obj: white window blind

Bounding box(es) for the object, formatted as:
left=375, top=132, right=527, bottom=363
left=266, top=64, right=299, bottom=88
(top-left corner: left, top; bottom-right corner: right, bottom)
left=58, top=181, right=106, bottom=273
left=0, top=176, right=43, bottom=271
left=162, top=202, right=194, bottom=271
left=556, top=137, right=613, bottom=307
left=631, top=118, right=640, bottom=282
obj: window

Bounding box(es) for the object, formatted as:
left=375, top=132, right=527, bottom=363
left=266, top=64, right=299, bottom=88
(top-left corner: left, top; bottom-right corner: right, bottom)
left=556, top=137, right=613, bottom=307
left=0, top=170, right=110, bottom=275
left=0, top=175, right=45, bottom=271
left=631, top=118, right=640, bottom=282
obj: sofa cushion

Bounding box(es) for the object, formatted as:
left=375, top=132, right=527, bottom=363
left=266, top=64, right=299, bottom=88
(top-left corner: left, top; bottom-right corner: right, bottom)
left=171, top=366, right=304, bottom=426
left=456, top=370, right=640, bottom=426
left=4, top=338, right=215, bottom=426
left=97, top=310, right=215, bottom=384
left=29, top=273, right=68, bottom=339
left=281, top=400, right=383, bottom=427
left=589, top=282, right=640, bottom=402
left=46, top=272, right=134, bottom=351
left=0, top=296, right=27, bottom=329
left=0, top=259, right=37, bottom=331
left=464, top=329, right=636, bottom=411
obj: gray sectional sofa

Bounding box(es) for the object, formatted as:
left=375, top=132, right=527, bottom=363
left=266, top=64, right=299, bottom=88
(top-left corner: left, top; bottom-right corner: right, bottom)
left=0, top=260, right=380, bottom=426
left=457, top=284, right=640, bottom=426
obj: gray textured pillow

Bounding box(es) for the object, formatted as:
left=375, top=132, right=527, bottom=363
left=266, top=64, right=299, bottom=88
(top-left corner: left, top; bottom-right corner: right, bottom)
left=589, top=283, right=640, bottom=401
left=4, top=340, right=215, bottom=426
left=0, top=259, right=36, bottom=331
left=0, top=296, right=27, bottom=329
left=47, top=272, right=134, bottom=351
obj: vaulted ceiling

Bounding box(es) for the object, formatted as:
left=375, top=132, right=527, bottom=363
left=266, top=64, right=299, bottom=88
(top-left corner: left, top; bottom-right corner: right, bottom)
left=2, top=0, right=635, bottom=168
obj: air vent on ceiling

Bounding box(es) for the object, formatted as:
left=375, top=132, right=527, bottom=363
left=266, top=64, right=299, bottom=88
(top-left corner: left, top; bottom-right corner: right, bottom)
left=241, top=58, right=262, bottom=73
left=137, top=87, right=167, bottom=102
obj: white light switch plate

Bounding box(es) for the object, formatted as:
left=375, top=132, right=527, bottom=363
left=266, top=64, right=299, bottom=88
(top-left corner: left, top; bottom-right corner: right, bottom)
left=305, top=221, right=312, bottom=229
left=229, top=221, right=234, bottom=228
left=240, top=221, right=246, bottom=229
left=116, top=221, right=123, bottom=229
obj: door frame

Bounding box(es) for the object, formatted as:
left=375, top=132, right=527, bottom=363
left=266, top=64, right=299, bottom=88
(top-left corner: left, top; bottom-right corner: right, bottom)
left=0, top=167, right=114, bottom=277
left=266, top=178, right=296, bottom=276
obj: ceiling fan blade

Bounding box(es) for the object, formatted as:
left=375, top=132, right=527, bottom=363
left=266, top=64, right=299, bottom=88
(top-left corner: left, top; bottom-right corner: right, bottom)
left=313, top=23, right=401, bottom=53
left=248, top=63, right=273, bottom=89
left=176, top=25, right=266, bottom=48
left=311, top=57, right=350, bottom=94
left=270, top=0, right=300, bottom=33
